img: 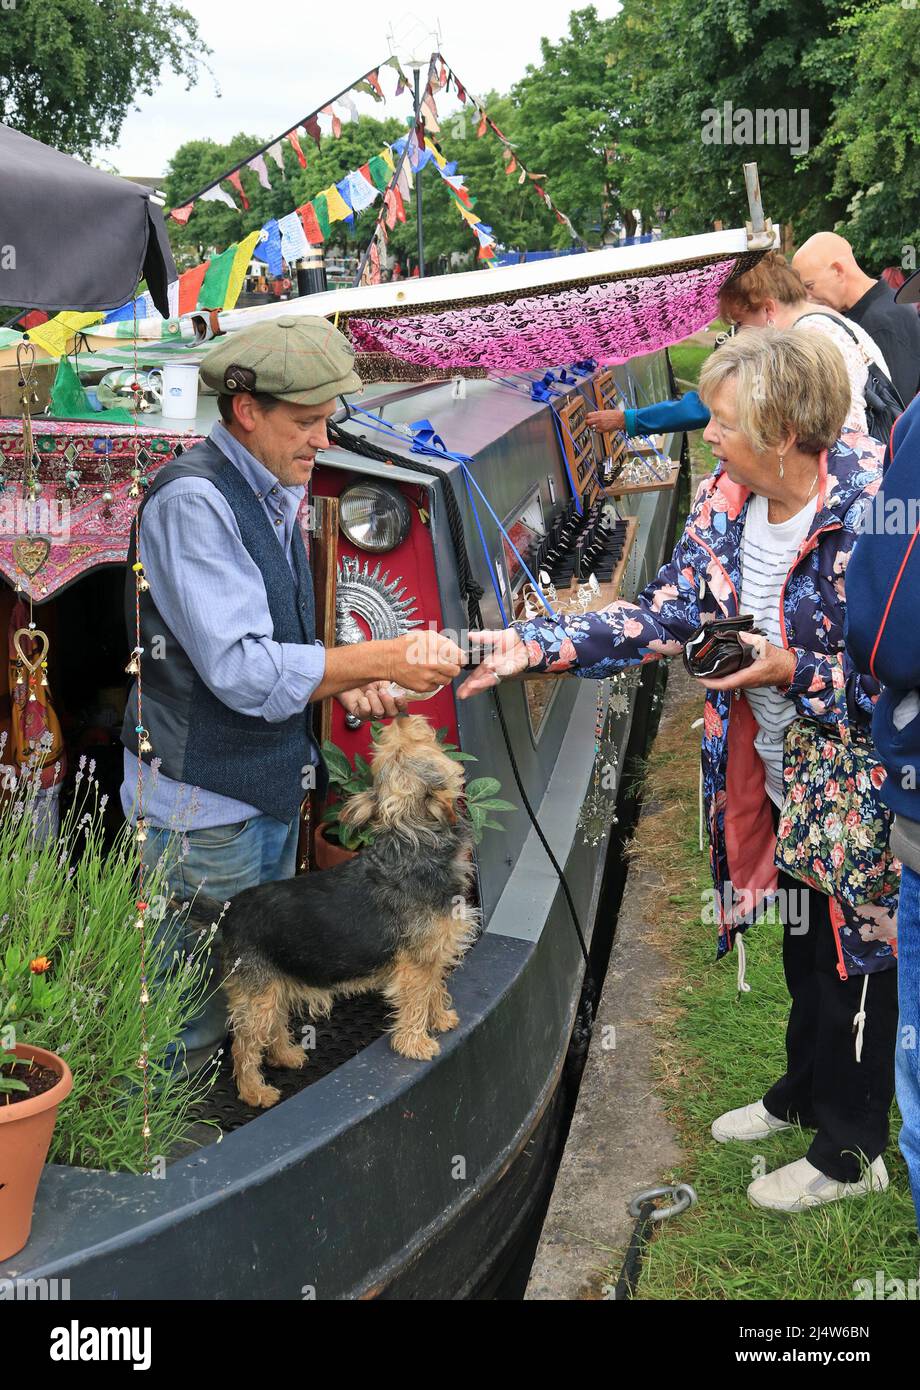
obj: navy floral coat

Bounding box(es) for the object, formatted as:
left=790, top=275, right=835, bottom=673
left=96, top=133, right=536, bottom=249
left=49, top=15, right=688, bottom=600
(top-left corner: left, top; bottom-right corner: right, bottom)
left=514, top=431, right=897, bottom=977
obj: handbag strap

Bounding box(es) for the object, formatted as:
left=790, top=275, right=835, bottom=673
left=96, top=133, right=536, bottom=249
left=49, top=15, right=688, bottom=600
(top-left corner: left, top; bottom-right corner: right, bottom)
left=829, top=655, right=852, bottom=745
left=796, top=310, right=898, bottom=393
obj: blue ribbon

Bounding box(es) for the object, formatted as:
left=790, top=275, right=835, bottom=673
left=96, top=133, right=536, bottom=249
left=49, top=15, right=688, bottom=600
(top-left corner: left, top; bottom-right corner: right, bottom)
left=344, top=406, right=557, bottom=623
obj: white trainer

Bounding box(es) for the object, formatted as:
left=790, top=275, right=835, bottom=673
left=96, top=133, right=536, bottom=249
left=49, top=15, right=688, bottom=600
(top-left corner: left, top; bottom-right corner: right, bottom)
left=710, top=1099, right=792, bottom=1143
left=747, top=1156, right=889, bottom=1212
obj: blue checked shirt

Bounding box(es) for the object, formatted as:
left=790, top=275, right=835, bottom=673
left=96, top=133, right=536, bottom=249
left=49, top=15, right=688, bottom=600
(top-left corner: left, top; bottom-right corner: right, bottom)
left=121, top=421, right=326, bottom=831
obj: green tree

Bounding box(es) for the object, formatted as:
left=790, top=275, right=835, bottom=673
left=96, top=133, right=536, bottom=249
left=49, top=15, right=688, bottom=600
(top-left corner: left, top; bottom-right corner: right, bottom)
left=606, top=0, right=846, bottom=241
left=804, top=2, right=920, bottom=268
left=510, top=6, right=626, bottom=245
left=0, top=0, right=208, bottom=157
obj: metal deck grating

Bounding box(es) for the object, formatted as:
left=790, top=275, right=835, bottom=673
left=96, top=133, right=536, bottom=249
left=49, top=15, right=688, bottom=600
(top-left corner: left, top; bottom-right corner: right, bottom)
left=171, top=994, right=390, bottom=1158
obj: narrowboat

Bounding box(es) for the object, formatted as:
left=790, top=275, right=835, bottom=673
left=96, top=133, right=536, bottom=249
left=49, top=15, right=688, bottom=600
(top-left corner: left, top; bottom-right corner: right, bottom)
left=0, top=226, right=772, bottom=1298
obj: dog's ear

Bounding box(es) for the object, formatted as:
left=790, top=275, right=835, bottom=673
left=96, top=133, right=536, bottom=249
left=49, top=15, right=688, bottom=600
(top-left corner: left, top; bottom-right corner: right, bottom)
left=339, top=788, right=376, bottom=830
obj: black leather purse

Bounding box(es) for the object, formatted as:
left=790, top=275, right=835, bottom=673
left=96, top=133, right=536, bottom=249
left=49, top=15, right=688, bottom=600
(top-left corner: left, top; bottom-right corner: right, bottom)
left=683, top=615, right=760, bottom=679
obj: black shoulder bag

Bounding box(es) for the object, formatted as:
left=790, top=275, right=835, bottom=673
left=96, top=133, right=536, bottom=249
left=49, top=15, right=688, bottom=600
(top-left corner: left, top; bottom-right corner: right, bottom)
left=797, top=311, right=904, bottom=444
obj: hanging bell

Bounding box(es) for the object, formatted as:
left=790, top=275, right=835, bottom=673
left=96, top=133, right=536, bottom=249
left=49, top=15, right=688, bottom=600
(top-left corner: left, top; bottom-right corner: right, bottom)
left=138, top=575, right=150, bottom=592
left=139, top=734, right=153, bottom=754
left=136, top=820, right=148, bottom=844
left=139, top=984, right=150, bottom=1006
left=126, top=655, right=141, bottom=675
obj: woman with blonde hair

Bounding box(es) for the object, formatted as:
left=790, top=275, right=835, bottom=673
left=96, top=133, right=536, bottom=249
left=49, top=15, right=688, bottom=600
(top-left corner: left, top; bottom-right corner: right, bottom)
left=461, top=329, right=899, bottom=1213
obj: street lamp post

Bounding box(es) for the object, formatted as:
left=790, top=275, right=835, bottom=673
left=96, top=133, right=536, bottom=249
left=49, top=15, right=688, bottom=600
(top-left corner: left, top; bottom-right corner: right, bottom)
left=411, top=63, right=426, bottom=278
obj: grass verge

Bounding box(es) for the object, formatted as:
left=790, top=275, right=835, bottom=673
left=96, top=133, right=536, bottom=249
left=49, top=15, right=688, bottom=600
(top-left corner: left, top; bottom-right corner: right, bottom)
left=605, top=663, right=919, bottom=1300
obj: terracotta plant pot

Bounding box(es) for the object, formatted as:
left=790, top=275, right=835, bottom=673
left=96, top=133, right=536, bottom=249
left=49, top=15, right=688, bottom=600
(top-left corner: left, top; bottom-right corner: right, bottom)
left=0, top=1043, right=73, bottom=1261
left=313, top=822, right=359, bottom=870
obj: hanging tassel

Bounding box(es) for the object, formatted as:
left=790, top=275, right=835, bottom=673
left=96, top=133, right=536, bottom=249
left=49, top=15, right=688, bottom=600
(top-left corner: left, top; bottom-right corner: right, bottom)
left=853, top=974, right=869, bottom=1063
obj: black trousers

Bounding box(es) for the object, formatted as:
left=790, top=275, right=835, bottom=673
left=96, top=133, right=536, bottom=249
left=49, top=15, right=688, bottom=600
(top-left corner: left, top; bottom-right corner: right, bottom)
left=762, top=868, right=899, bottom=1182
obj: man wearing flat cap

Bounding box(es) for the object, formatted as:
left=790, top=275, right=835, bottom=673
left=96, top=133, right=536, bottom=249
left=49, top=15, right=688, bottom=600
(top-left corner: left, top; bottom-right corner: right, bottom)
left=121, top=315, right=464, bottom=1066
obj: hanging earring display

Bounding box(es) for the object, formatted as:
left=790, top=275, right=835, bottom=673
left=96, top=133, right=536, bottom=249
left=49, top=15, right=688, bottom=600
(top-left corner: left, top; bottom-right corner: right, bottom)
left=577, top=669, right=642, bottom=845
left=577, top=678, right=617, bottom=846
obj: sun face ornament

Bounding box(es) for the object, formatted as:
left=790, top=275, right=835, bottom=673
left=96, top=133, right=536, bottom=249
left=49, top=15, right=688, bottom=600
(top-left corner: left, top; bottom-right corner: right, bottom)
left=335, top=556, right=423, bottom=645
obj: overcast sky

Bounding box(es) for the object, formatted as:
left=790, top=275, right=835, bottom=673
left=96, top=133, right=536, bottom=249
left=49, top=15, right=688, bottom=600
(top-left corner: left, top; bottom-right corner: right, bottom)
left=100, top=2, right=621, bottom=177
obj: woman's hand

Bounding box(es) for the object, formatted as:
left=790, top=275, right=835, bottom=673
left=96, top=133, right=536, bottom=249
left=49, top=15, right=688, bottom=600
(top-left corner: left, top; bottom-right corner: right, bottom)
left=585, top=408, right=626, bottom=434
left=457, top=630, right=531, bottom=699
left=699, top=631, right=797, bottom=692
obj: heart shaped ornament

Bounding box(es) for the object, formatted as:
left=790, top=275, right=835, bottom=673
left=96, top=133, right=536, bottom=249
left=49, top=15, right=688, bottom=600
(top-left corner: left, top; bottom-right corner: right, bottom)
left=12, top=537, right=51, bottom=578
left=13, top=627, right=49, bottom=674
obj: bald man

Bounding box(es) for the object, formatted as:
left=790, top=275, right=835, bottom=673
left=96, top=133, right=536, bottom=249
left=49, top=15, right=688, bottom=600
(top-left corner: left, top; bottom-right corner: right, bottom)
left=793, top=232, right=920, bottom=406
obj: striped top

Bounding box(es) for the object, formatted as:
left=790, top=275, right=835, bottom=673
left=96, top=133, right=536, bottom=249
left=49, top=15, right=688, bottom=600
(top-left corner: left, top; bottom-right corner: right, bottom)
left=740, top=492, right=818, bottom=805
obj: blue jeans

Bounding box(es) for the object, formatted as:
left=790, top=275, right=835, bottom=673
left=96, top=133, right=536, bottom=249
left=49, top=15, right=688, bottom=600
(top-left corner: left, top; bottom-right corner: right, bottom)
left=897, top=865, right=920, bottom=1226
left=143, top=814, right=300, bottom=1063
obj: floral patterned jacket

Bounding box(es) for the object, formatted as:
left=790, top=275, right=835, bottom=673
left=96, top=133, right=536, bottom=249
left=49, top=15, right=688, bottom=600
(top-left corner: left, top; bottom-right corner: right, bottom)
left=514, top=431, right=897, bottom=977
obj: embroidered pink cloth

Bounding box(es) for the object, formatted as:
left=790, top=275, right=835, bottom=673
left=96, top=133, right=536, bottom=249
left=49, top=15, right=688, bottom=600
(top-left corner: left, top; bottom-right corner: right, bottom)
left=348, top=257, right=737, bottom=372
left=0, top=420, right=203, bottom=600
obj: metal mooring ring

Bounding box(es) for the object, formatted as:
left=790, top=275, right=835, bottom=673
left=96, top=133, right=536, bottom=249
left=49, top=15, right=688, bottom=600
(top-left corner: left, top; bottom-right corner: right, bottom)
left=628, top=1183, right=698, bottom=1223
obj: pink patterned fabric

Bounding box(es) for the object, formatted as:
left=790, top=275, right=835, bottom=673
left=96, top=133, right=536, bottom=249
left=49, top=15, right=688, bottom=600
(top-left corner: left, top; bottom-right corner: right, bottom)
left=348, top=258, right=738, bottom=372
left=0, top=421, right=204, bottom=600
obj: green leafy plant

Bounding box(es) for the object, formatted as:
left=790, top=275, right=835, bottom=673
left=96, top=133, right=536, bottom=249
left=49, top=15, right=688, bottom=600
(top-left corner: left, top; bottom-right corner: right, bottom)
left=0, top=759, right=217, bottom=1171
left=320, top=725, right=513, bottom=850
left=0, top=1048, right=28, bottom=1096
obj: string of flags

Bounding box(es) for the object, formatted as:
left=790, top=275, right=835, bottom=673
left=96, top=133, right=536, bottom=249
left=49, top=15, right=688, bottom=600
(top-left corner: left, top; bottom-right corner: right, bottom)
left=434, top=53, right=585, bottom=247
left=99, top=132, right=496, bottom=326
left=168, top=56, right=409, bottom=225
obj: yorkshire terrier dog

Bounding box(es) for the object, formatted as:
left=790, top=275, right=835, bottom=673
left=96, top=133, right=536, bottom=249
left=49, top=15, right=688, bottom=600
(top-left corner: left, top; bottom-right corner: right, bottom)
left=214, top=715, right=478, bottom=1108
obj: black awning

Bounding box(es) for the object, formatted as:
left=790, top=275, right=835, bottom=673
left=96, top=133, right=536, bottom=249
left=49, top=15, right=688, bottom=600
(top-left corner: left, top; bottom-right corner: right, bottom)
left=0, top=122, right=176, bottom=316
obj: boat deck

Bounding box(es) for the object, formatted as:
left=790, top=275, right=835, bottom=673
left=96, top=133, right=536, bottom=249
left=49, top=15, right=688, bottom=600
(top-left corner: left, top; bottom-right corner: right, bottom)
left=174, top=996, right=390, bottom=1155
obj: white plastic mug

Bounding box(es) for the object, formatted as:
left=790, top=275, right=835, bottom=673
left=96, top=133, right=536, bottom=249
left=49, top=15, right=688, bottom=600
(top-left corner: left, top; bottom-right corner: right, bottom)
left=148, top=363, right=200, bottom=419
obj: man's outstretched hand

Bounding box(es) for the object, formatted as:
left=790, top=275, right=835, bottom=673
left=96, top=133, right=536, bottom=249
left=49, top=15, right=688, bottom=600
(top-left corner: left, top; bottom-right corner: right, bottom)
left=457, top=629, right=531, bottom=699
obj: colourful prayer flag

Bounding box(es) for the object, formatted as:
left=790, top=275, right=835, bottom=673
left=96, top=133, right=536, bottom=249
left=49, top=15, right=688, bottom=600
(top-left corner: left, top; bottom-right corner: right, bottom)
left=226, top=170, right=249, bottom=210
left=286, top=131, right=307, bottom=168
left=298, top=202, right=324, bottom=245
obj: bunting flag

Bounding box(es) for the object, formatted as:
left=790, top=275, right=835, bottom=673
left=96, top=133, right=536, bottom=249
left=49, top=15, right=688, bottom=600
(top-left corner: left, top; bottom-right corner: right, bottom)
left=324, top=182, right=352, bottom=221
left=165, top=57, right=410, bottom=224
left=440, top=55, right=586, bottom=247
left=286, top=131, right=307, bottom=167
left=312, top=192, right=331, bottom=239
left=199, top=185, right=237, bottom=209
left=266, top=141, right=286, bottom=172
left=27, top=310, right=104, bottom=358
left=249, top=154, right=272, bottom=190
left=255, top=220, right=284, bottom=276
left=298, top=201, right=324, bottom=245
left=198, top=230, right=263, bottom=310
left=384, top=186, right=406, bottom=228
left=322, top=105, right=342, bottom=139
left=178, top=262, right=209, bottom=315
left=383, top=53, right=410, bottom=94
left=344, top=168, right=378, bottom=212
left=226, top=170, right=250, bottom=210
left=278, top=210, right=308, bottom=263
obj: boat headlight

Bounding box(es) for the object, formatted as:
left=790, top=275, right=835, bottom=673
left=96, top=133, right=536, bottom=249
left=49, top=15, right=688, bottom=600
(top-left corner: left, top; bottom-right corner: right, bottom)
left=338, top=481, right=412, bottom=552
